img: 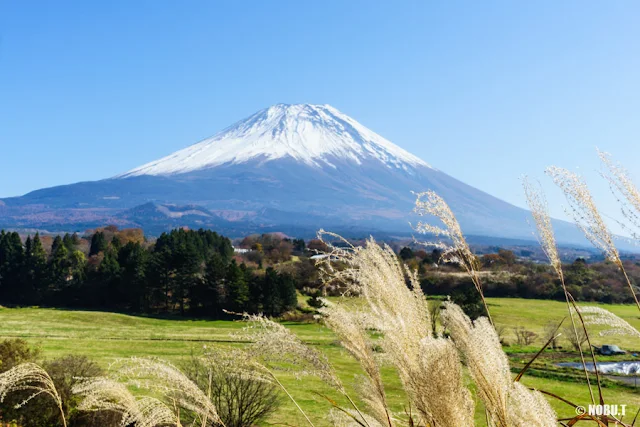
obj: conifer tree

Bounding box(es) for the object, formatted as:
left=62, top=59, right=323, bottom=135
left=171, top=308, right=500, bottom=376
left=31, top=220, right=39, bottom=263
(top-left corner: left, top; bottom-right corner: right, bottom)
left=225, top=260, right=249, bottom=312
left=89, top=232, right=107, bottom=256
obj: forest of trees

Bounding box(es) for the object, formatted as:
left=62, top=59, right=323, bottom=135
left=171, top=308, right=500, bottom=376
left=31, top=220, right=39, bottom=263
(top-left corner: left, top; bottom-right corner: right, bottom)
left=0, top=228, right=297, bottom=317
left=2, top=224, right=639, bottom=320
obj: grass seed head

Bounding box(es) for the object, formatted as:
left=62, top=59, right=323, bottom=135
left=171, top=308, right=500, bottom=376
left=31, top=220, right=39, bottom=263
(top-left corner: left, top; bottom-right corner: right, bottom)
left=239, top=313, right=344, bottom=391
left=574, top=306, right=640, bottom=338
left=598, top=148, right=640, bottom=240
left=108, top=357, right=222, bottom=425
left=545, top=166, right=620, bottom=264
left=0, top=362, right=63, bottom=412
left=73, top=377, right=178, bottom=427
left=442, top=302, right=557, bottom=427
left=523, top=177, right=562, bottom=277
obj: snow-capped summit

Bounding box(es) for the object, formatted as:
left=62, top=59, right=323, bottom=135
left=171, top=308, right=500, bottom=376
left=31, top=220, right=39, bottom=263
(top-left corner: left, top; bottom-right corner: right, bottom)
left=0, top=103, right=590, bottom=245
left=119, top=104, right=431, bottom=177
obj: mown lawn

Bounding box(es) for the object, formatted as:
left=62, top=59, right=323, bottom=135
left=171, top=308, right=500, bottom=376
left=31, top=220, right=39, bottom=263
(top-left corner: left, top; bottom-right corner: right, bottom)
left=0, top=298, right=639, bottom=426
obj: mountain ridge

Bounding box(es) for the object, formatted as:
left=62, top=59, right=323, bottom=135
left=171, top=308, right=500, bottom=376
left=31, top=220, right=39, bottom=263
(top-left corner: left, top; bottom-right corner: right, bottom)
left=0, top=103, right=592, bottom=246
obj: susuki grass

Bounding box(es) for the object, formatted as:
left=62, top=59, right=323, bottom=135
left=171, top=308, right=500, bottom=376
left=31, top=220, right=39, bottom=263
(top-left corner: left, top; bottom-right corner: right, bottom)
left=2, top=149, right=640, bottom=426
left=73, top=377, right=179, bottom=427
left=598, top=148, right=640, bottom=240
left=575, top=306, right=640, bottom=339
left=0, top=362, right=67, bottom=427
left=412, top=191, right=493, bottom=325
left=523, top=177, right=596, bottom=404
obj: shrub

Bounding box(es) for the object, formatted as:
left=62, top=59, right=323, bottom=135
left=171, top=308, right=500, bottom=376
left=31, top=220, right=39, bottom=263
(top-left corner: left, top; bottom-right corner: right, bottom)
left=513, top=326, right=538, bottom=346
left=0, top=338, right=41, bottom=372
left=181, top=352, right=281, bottom=427
left=306, top=291, right=325, bottom=309
left=450, top=281, right=486, bottom=320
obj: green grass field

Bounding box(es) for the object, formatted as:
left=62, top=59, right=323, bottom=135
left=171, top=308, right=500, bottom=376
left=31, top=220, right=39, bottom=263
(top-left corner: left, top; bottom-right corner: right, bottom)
left=1, top=298, right=639, bottom=425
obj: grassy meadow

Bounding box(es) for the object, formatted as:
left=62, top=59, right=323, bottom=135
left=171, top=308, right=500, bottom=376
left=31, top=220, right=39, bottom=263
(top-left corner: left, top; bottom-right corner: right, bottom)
left=1, top=297, right=639, bottom=425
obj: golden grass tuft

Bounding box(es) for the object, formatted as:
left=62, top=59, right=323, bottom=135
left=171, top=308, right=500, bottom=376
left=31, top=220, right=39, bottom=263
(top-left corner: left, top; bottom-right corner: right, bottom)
left=411, top=191, right=492, bottom=324
left=0, top=362, right=67, bottom=427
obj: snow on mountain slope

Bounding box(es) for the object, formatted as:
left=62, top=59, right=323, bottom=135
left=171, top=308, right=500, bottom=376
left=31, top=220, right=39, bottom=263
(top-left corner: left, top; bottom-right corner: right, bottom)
left=0, top=103, right=598, bottom=246
left=119, top=104, right=432, bottom=177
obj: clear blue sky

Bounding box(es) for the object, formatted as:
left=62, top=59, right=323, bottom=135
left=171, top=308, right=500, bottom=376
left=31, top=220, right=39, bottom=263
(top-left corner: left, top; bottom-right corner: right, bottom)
left=1, top=1, right=639, bottom=227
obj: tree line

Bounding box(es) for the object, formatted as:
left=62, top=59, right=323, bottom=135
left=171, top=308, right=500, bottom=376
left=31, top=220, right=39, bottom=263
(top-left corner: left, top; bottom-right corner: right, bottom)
left=0, top=228, right=297, bottom=317
left=398, top=244, right=640, bottom=304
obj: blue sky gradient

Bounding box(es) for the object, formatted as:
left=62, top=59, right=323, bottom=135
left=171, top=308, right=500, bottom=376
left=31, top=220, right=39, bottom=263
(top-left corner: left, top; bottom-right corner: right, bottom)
left=1, top=1, right=639, bottom=226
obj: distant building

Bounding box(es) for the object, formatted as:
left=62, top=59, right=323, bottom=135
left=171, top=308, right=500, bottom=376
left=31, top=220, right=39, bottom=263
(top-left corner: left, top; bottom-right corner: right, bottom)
left=310, top=254, right=340, bottom=261
left=233, top=246, right=251, bottom=254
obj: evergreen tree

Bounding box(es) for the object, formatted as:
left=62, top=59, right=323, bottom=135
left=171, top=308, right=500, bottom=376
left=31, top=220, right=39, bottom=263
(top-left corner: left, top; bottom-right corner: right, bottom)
left=31, top=233, right=48, bottom=296
left=21, top=234, right=48, bottom=304
left=292, top=238, right=306, bottom=252
left=261, top=267, right=281, bottom=316
left=399, top=246, right=414, bottom=260
left=277, top=273, right=297, bottom=313
left=64, top=250, right=87, bottom=305
left=111, top=235, right=122, bottom=253
left=0, top=231, right=24, bottom=304
left=191, top=252, right=227, bottom=316
left=48, top=240, right=70, bottom=299
left=89, top=232, right=107, bottom=256
left=51, top=235, right=64, bottom=258
left=21, top=236, right=35, bottom=303
left=225, top=260, right=249, bottom=312
left=149, top=246, right=173, bottom=312
left=173, top=240, right=201, bottom=315
left=260, top=268, right=297, bottom=316
left=98, top=247, right=121, bottom=308
left=62, top=233, right=76, bottom=251
left=117, top=242, right=148, bottom=311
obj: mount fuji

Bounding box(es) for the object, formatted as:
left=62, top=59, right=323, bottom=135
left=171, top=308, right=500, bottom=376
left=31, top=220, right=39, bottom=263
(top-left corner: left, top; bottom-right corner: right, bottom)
left=0, top=104, right=583, bottom=242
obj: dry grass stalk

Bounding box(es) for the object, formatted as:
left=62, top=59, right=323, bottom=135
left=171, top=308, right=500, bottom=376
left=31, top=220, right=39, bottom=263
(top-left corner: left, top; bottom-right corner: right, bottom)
left=441, top=302, right=556, bottom=427
left=574, top=306, right=640, bottom=338
left=566, top=294, right=605, bottom=408
left=321, top=304, right=394, bottom=427
left=317, top=232, right=475, bottom=427
left=411, top=191, right=492, bottom=324
left=0, top=362, right=67, bottom=427
left=108, top=357, right=223, bottom=426
left=598, top=148, right=640, bottom=240
left=545, top=166, right=640, bottom=311
left=328, top=407, right=385, bottom=427
left=236, top=313, right=342, bottom=427
left=73, top=377, right=179, bottom=427
left=522, top=178, right=562, bottom=277
left=198, top=346, right=274, bottom=385
left=239, top=313, right=343, bottom=392
left=522, top=176, right=595, bottom=404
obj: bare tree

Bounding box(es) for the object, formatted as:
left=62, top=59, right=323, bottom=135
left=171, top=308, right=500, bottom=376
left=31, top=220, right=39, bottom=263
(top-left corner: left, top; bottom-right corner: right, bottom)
left=563, top=324, right=588, bottom=352
left=494, top=324, right=508, bottom=345
left=181, top=351, right=281, bottom=427
left=513, top=326, right=538, bottom=346
left=543, top=322, right=562, bottom=350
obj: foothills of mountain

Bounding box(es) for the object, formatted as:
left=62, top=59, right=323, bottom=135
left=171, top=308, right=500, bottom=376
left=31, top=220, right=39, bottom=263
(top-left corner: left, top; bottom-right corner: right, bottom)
left=0, top=104, right=594, bottom=247
left=1, top=226, right=639, bottom=319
